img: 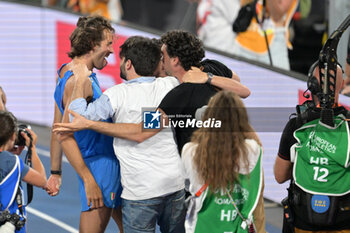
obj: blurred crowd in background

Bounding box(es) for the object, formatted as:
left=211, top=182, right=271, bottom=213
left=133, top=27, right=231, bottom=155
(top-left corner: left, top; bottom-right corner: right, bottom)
left=12, top=0, right=350, bottom=90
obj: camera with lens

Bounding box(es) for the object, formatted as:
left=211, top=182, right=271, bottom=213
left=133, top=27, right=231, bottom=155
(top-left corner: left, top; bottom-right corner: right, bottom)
left=232, top=0, right=257, bottom=33
left=0, top=210, right=25, bottom=232
left=15, top=124, right=32, bottom=146
left=0, top=210, right=11, bottom=225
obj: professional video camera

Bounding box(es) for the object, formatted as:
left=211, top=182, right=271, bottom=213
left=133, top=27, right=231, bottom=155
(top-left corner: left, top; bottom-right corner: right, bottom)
left=298, top=14, right=350, bottom=126
left=0, top=210, right=25, bottom=233
left=15, top=124, right=32, bottom=147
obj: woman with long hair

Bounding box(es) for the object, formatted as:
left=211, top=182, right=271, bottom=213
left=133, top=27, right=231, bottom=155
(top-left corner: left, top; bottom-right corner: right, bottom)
left=182, top=91, right=265, bottom=233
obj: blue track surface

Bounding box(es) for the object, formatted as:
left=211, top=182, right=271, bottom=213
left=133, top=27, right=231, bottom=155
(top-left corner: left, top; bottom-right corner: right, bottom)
left=21, top=145, right=281, bottom=233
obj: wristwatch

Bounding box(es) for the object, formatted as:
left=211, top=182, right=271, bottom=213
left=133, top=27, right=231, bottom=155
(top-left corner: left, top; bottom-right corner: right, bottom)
left=206, top=72, right=214, bottom=85
left=51, top=170, right=62, bottom=175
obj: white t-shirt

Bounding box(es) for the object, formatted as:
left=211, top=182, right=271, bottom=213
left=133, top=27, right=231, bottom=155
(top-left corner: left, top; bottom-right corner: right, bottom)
left=104, top=76, right=185, bottom=200
left=181, top=139, right=262, bottom=233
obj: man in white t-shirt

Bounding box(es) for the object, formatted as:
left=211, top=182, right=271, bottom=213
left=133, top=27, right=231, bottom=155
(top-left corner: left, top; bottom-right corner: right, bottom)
left=64, top=36, right=186, bottom=233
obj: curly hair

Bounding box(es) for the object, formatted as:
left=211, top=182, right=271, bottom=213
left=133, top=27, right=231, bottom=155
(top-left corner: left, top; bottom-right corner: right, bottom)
left=68, top=16, right=115, bottom=59
left=119, top=36, right=161, bottom=76
left=161, top=30, right=205, bottom=71
left=191, top=91, right=260, bottom=192
left=0, top=111, right=17, bottom=147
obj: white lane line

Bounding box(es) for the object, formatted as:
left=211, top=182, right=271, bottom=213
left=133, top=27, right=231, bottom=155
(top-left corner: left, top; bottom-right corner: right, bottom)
left=26, top=207, right=79, bottom=233
left=36, top=147, right=69, bottom=163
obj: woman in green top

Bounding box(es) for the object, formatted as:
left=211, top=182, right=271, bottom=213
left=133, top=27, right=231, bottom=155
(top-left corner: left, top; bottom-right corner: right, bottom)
left=182, top=91, right=266, bottom=233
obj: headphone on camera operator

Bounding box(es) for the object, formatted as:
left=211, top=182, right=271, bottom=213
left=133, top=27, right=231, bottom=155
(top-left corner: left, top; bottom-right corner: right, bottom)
left=296, top=60, right=348, bottom=125
left=0, top=124, right=33, bottom=233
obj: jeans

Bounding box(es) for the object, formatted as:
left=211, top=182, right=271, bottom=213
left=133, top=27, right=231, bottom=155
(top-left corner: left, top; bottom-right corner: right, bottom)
left=122, top=189, right=186, bottom=233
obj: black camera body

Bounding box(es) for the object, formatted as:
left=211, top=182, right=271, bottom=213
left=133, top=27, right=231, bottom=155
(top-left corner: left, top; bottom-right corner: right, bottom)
left=0, top=210, right=25, bottom=231
left=15, top=124, right=32, bottom=146
left=232, top=1, right=256, bottom=33
left=0, top=210, right=11, bottom=224
left=295, top=100, right=318, bottom=125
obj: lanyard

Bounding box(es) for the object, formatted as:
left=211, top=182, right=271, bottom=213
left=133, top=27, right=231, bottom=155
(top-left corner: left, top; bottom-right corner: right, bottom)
left=195, top=183, right=208, bottom=197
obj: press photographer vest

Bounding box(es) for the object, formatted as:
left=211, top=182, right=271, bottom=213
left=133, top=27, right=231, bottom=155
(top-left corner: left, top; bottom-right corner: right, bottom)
left=190, top=150, right=263, bottom=233
left=0, top=154, right=26, bottom=233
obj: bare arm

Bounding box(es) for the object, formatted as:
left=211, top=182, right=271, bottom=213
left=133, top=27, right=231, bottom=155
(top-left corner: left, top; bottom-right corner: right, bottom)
left=27, top=129, right=46, bottom=179
left=210, top=76, right=250, bottom=98
left=183, top=67, right=251, bottom=98
left=54, top=108, right=167, bottom=143
left=23, top=145, right=47, bottom=188
left=59, top=76, right=104, bottom=208
left=23, top=168, right=47, bottom=188
left=83, top=120, right=152, bottom=143
left=84, top=111, right=166, bottom=143
left=231, top=70, right=240, bottom=82
left=51, top=103, right=64, bottom=172
left=274, top=156, right=292, bottom=184
left=22, top=129, right=47, bottom=188
left=70, top=63, right=92, bottom=101
left=47, top=103, right=63, bottom=196
left=31, top=146, right=46, bottom=180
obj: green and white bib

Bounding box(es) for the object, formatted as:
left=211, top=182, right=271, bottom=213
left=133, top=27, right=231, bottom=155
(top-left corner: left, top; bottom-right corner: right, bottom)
left=292, top=115, right=350, bottom=195
left=193, top=150, right=263, bottom=233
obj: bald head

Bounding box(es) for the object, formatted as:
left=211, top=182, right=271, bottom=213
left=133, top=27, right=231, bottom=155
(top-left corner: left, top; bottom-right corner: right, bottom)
left=312, top=64, right=344, bottom=101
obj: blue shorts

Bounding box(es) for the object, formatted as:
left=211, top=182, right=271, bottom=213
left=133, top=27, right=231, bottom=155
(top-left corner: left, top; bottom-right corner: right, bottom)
left=77, top=155, right=122, bottom=211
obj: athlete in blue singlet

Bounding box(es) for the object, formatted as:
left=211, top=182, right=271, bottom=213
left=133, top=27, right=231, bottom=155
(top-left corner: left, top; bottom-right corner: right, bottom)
left=47, top=16, right=123, bottom=233
left=54, top=65, right=122, bottom=211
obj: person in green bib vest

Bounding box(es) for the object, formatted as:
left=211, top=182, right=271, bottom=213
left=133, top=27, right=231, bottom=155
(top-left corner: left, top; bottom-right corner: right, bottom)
left=182, top=91, right=266, bottom=233
left=274, top=64, right=350, bottom=233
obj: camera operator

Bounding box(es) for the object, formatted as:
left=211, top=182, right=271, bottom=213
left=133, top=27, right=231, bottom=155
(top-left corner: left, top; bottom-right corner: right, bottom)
left=274, top=65, right=350, bottom=233
left=0, top=111, right=47, bottom=233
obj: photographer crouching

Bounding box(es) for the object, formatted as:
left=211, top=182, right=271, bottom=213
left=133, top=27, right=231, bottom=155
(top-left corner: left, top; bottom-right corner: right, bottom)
left=0, top=111, right=47, bottom=233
